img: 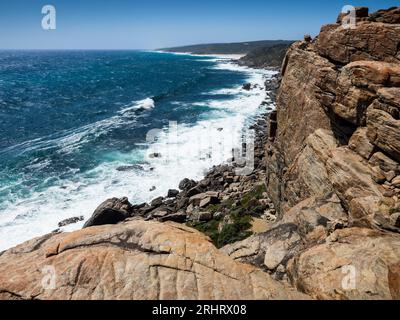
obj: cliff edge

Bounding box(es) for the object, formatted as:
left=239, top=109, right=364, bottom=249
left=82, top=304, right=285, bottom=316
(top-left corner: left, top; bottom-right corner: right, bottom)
left=254, top=6, right=400, bottom=299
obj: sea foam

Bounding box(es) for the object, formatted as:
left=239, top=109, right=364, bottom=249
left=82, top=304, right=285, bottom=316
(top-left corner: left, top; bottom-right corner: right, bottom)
left=0, top=57, right=276, bottom=251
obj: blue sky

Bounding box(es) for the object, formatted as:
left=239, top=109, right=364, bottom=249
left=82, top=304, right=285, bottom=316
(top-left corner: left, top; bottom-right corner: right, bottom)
left=0, top=0, right=398, bottom=49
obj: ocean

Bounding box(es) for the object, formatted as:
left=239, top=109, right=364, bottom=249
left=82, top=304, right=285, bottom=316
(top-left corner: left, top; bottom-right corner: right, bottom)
left=0, top=50, right=275, bottom=251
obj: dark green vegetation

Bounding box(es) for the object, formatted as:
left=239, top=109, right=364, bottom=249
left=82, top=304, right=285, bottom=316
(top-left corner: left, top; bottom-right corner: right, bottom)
left=159, top=40, right=294, bottom=55
left=238, top=43, right=294, bottom=68
left=187, top=184, right=267, bottom=248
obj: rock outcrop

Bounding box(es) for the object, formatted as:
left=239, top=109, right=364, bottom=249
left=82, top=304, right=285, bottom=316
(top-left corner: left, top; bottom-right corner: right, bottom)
left=256, top=7, right=400, bottom=299
left=0, top=220, right=308, bottom=300
left=266, top=7, right=400, bottom=232
left=83, top=197, right=133, bottom=228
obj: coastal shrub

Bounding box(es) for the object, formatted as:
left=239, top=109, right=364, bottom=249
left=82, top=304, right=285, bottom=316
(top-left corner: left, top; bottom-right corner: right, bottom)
left=240, top=184, right=266, bottom=209
left=217, top=213, right=253, bottom=247
left=187, top=213, right=253, bottom=248
left=187, top=219, right=221, bottom=245
left=187, top=185, right=266, bottom=247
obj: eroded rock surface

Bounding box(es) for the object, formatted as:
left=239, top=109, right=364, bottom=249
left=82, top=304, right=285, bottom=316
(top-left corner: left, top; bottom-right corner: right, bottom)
left=259, top=7, right=400, bottom=300
left=0, top=220, right=308, bottom=300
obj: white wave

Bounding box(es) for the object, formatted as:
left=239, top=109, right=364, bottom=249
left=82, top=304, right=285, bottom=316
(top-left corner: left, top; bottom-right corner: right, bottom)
left=119, top=98, right=155, bottom=114
left=0, top=60, right=276, bottom=251
left=152, top=51, right=244, bottom=60
left=1, top=102, right=142, bottom=158
left=206, top=86, right=243, bottom=95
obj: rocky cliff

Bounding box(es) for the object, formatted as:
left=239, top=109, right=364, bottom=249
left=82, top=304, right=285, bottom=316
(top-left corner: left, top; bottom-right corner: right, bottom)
left=256, top=6, right=400, bottom=299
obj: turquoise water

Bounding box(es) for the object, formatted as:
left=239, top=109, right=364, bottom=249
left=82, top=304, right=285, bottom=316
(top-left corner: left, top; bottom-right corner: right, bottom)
left=0, top=50, right=273, bottom=250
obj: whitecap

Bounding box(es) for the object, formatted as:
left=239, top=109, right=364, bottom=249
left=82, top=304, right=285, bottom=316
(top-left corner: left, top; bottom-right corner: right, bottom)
left=0, top=59, right=276, bottom=251
left=119, top=98, right=155, bottom=114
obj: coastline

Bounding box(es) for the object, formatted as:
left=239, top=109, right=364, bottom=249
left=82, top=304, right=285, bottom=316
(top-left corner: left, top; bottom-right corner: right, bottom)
left=69, top=58, right=281, bottom=246
left=0, top=51, right=277, bottom=251
left=152, top=50, right=246, bottom=60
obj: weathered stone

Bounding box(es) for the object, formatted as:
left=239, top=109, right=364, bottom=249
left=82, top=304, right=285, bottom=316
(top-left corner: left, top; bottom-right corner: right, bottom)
left=167, top=189, right=179, bottom=198
left=316, top=22, right=400, bottom=65
left=83, top=197, right=132, bottom=228
left=150, top=197, right=164, bottom=207
left=392, top=176, right=400, bottom=188
left=371, top=166, right=386, bottom=184
left=277, top=43, right=335, bottom=165
left=390, top=212, right=400, bottom=228
left=349, top=127, right=375, bottom=159
left=189, top=211, right=213, bottom=222
left=199, top=197, right=219, bottom=208
left=0, top=220, right=308, bottom=300
left=186, top=185, right=203, bottom=197
left=369, top=7, right=400, bottom=24
left=372, top=88, right=400, bottom=119
left=367, top=107, right=400, bottom=162
left=279, top=194, right=347, bottom=238
left=158, top=212, right=187, bottom=223
left=343, top=61, right=400, bottom=88
left=283, top=130, right=338, bottom=207
left=287, top=228, right=400, bottom=300
left=385, top=170, right=396, bottom=182
left=222, top=224, right=303, bottom=272
left=58, top=216, right=84, bottom=228
left=369, top=152, right=400, bottom=174
left=388, top=263, right=400, bottom=300
left=178, top=178, right=197, bottom=191
left=304, top=34, right=312, bottom=42
left=189, top=193, right=206, bottom=206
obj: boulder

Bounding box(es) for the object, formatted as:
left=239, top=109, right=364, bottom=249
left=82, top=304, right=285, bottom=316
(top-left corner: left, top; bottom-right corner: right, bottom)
left=304, top=34, right=312, bottom=42
left=178, top=178, right=197, bottom=191
left=83, top=197, right=132, bottom=228
left=369, top=7, right=400, bottom=24
left=392, top=176, right=400, bottom=187
left=199, top=196, right=219, bottom=208
left=369, top=152, right=400, bottom=174
left=221, top=224, right=303, bottom=272
left=189, top=211, right=213, bottom=222
left=186, top=185, right=203, bottom=197
left=58, top=216, right=84, bottom=228
left=0, top=220, right=308, bottom=300
left=348, top=128, right=375, bottom=160
left=150, top=197, right=164, bottom=207
left=279, top=194, right=348, bottom=238
left=367, top=107, right=400, bottom=162
left=242, top=83, right=252, bottom=91
left=287, top=228, right=400, bottom=300
left=158, top=212, right=187, bottom=223
left=189, top=193, right=219, bottom=207
left=167, top=189, right=179, bottom=198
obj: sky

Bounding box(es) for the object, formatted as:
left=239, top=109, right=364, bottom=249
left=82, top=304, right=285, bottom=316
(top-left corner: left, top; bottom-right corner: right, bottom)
left=0, top=0, right=398, bottom=49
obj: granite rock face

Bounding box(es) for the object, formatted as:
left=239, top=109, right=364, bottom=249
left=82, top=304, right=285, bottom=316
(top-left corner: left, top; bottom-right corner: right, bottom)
left=0, top=220, right=308, bottom=300
left=266, top=7, right=400, bottom=232
left=259, top=7, right=400, bottom=299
